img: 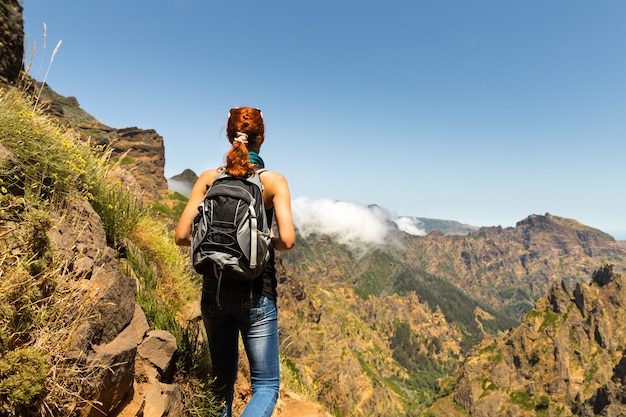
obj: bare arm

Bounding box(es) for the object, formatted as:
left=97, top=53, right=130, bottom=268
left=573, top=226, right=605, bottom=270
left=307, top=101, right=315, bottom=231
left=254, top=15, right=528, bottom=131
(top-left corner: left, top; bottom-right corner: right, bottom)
left=263, top=172, right=295, bottom=251
left=174, top=169, right=219, bottom=247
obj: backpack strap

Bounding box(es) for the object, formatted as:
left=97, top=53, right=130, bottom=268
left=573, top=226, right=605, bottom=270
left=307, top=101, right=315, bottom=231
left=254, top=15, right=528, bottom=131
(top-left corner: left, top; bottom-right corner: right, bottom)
left=214, top=264, right=223, bottom=310
left=249, top=204, right=259, bottom=269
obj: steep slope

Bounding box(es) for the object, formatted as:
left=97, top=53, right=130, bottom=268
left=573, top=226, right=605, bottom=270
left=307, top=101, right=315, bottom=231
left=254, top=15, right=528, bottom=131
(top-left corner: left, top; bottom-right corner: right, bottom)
left=426, top=265, right=626, bottom=417
left=277, top=250, right=465, bottom=416
left=277, top=234, right=514, bottom=416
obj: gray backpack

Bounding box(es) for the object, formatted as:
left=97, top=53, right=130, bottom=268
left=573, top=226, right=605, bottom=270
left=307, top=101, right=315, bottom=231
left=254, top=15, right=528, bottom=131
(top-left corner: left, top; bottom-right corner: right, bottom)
left=191, top=169, right=271, bottom=281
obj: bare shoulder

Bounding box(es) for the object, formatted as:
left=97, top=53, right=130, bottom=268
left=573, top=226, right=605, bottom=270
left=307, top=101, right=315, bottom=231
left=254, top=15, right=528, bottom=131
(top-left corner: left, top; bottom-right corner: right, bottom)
left=189, top=168, right=221, bottom=200
left=198, top=168, right=221, bottom=183
left=260, top=170, right=288, bottom=186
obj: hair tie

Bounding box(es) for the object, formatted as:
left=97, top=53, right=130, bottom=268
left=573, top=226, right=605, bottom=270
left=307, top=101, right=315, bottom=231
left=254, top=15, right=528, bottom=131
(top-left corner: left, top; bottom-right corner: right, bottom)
left=234, top=132, right=248, bottom=144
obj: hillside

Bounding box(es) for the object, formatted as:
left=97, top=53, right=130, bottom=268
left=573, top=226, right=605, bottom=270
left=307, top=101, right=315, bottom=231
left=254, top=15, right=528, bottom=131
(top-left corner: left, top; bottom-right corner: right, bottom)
left=425, top=264, right=626, bottom=417
left=405, top=214, right=625, bottom=320
left=276, top=218, right=626, bottom=415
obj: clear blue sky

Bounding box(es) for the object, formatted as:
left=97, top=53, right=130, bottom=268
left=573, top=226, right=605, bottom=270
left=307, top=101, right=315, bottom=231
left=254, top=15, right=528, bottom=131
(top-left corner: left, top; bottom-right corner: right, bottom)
left=23, top=1, right=626, bottom=239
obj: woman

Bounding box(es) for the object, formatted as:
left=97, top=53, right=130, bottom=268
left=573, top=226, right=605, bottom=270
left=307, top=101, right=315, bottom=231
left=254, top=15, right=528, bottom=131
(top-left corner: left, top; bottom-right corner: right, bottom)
left=175, top=107, right=295, bottom=417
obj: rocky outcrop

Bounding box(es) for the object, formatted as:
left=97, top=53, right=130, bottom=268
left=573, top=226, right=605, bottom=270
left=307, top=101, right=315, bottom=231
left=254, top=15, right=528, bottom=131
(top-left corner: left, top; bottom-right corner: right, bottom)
left=109, top=127, right=169, bottom=202
left=0, top=0, right=23, bottom=84
left=0, top=135, right=181, bottom=416
left=14, top=81, right=170, bottom=203
left=43, top=177, right=182, bottom=416
left=447, top=265, right=626, bottom=417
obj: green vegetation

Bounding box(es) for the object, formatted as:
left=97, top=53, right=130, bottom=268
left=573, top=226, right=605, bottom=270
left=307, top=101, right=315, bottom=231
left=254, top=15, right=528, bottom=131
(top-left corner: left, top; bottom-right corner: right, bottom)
left=538, top=309, right=564, bottom=332
left=0, top=86, right=220, bottom=415
left=509, top=390, right=536, bottom=411
left=393, top=268, right=516, bottom=350
left=481, top=378, right=498, bottom=394
left=390, top=321, right=457, bottom=406
left=150, top=191, right=188, bottom=218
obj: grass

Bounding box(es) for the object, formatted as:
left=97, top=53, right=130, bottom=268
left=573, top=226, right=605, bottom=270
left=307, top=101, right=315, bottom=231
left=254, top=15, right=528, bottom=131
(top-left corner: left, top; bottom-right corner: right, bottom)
left=0, top=84, right=222, bottom=415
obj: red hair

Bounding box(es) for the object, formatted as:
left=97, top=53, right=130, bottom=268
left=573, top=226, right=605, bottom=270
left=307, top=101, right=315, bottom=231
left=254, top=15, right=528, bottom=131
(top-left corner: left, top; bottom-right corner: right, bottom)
left=225, top=107, right=264, bottom=177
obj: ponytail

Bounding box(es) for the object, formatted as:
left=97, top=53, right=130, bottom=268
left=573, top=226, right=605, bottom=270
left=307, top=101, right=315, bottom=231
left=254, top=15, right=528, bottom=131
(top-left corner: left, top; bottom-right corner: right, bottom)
left=226, top=136, right=253, bottom=177
left=225, top=108, right=264, bottom=177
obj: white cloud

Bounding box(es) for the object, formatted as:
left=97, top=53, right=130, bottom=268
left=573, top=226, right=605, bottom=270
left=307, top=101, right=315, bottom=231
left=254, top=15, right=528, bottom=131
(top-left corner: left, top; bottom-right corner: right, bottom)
left=168, top=178, right=193, bottom=197
left=291, top=197, right=425, bottom=250
left=393, top=216, right=426, bottom=236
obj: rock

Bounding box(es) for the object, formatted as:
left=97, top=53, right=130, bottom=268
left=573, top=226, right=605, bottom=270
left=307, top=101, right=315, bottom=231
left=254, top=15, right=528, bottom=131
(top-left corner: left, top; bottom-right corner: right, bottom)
left=129, top=304, right=150, bottom=345
left=137, top=330, right=178, bottom=381
left=70, top=256, right=137, bottom=350
left=48, top=198, right=110, bottom=280
left=47, top=198, right=138, bottom=355
left=82, top=317, right=138, bottom=417
left=111, top=127, right=168, bottom=202
left=0, top=0, right=24, bottom=84
left=548, top=280, right=573, bottom=313
left=119, top=354, right=183, bottom=417
left=144, top=379, right=183, bottom=417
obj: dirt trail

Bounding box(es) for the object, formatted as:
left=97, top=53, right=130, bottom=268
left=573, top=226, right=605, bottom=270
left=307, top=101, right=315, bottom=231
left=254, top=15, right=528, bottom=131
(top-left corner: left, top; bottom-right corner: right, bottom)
left=272, top=389, right=329, bottom=417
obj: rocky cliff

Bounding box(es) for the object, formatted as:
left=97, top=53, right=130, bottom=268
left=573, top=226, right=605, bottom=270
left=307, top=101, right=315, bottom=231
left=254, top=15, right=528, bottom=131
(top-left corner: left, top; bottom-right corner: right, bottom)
left=34, top=86, right=170, bottom=203
left=426, top=264, right=626, bottom=417
left=0, top=0, right=23, bottom=84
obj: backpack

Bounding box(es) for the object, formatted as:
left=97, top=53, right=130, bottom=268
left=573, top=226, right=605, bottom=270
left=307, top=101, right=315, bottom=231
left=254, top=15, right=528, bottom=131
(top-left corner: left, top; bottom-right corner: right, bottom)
left=191, top=168, right=271, bottom=281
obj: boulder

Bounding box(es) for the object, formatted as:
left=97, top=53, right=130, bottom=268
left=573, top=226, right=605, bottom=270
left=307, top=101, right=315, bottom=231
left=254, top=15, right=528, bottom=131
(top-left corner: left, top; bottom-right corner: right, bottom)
left=82, top=317, right=138, bottom=417
left=137, top=330, right=178, bottom=381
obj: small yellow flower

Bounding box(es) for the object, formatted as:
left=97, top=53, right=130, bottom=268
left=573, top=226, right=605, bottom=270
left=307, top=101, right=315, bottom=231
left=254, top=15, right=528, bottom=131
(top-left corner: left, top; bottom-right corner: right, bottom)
left=1, top=186, right=7, bottom=194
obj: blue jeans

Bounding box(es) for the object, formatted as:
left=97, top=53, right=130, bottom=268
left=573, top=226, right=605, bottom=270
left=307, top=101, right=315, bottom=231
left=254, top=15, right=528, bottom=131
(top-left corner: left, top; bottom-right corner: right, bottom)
left=201, top=282, right=280, bottom=417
